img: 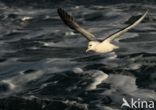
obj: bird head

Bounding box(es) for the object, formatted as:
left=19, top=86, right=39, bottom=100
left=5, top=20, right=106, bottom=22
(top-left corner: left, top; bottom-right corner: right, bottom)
left=86, top=41, right=100, bottom=52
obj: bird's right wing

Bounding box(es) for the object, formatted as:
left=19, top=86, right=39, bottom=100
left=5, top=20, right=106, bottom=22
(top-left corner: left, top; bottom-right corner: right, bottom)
left=57, top=8, right=96, bottom=41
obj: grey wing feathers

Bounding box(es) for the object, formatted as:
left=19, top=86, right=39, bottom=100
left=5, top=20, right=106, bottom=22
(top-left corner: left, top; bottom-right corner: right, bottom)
left=57, top=8, right=96, bottom=41
left=104, top=10, right=148, bottom=42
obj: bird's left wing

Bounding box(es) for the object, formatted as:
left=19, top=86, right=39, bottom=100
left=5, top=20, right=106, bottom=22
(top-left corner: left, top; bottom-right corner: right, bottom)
left=103, top=10, right=148, bottom=43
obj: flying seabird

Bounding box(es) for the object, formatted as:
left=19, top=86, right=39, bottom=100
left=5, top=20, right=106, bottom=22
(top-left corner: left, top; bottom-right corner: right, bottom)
left=57, top=8, right=148, bottom=53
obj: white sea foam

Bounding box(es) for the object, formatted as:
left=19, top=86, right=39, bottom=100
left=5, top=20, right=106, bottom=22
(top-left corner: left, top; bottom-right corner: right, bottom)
left=21, top=16, right=33, bottom=21
left=86, top=70, right=109, bottom=90
left=1, top=70, right=43, bottom=91
left=72, top=67, right=84, bottom=74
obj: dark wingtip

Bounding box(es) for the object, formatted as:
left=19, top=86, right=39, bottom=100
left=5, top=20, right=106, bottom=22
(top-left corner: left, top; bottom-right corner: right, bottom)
left=57, top=8, right=76, bottom=28
left=57, top=8, right=74, bottom=21
left=57, top=8, right=96, bottom=41
left=57, top=8, right=63, bottom=18
left=57, top=8, right=63, bottom=15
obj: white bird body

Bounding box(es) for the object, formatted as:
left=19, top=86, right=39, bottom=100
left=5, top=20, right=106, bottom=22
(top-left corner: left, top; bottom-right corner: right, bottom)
left=57, top=8, right=148, bottom=53
left=87, top=41, right=119, bottom=53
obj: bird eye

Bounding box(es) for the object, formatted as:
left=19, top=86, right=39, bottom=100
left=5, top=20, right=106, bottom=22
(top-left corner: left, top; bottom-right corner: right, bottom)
left=89, top=44, right=92, bottom=47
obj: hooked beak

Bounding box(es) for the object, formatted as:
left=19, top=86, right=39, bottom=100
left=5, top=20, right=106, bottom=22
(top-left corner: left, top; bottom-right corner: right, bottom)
left=86, top=49, right=90, bottom=52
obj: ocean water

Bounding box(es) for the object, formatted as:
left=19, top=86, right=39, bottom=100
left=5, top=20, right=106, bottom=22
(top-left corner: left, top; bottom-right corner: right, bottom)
left=0, top=2, right=156, bottom=110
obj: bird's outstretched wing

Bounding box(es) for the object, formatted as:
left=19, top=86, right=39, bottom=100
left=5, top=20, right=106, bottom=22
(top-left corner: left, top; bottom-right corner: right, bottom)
left=57, top=8, right=96, bottom=41
left=103, top=10, right=148, bottom=43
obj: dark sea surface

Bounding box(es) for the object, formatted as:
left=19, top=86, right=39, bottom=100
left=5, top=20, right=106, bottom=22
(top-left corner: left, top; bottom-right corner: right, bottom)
left=0, top=1, right=156, bottom=110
